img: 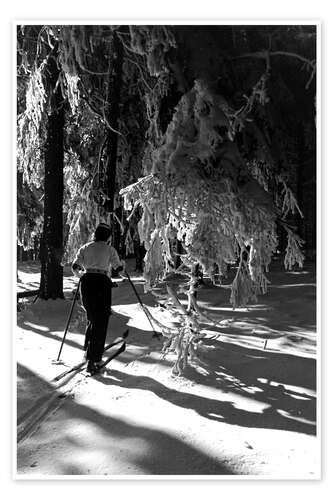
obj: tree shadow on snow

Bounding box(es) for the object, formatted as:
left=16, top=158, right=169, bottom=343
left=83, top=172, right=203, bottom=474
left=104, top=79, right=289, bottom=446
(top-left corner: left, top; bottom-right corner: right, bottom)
left=197, top=270, right=316, bottom=335
left=16, top=366, right=234, bottom=476
left=17, top=320, right=85, bottom=352
left=17, top=363, right=53, bottom=423
left=195, top=338, right=316, bottom=392
left=57, top=399, right=234, bottom=475
left=97, top=361, right=316, bottom=436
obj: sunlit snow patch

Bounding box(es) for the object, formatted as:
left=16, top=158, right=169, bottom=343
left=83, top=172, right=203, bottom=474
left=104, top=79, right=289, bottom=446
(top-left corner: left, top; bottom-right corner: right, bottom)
left=24, top=322, right=49, bottom=332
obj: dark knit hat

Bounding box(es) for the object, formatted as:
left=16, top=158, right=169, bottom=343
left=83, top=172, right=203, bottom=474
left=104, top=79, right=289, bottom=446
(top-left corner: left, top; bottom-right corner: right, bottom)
left=94, top=223, right=111, bottom=241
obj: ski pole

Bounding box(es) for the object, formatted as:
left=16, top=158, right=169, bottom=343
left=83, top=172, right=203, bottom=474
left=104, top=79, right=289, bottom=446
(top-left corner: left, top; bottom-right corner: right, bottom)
left=123, top=270, right=161, bottom=339
left=57, top=278, right=81, bottom=361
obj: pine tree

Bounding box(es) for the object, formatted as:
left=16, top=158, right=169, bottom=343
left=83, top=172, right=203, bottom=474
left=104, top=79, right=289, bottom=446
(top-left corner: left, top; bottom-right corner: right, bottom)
left=17, top=27, right=68, bottom=299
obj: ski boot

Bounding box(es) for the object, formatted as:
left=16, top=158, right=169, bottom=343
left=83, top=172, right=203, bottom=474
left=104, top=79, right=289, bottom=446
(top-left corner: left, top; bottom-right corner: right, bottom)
left=86, top=360, right=102, bottom=375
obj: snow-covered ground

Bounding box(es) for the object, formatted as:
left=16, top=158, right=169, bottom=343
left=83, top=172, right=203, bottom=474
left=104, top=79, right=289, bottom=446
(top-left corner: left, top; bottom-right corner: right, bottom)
left=15, top=259, right=319, bottom=478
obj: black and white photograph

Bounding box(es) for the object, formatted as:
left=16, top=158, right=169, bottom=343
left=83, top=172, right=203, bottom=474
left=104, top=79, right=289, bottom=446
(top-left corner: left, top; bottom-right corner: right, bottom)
left=15, top=22, right=319, bottom=479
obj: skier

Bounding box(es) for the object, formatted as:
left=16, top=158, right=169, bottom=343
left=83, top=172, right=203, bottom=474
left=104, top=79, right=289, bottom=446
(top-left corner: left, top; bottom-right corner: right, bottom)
left=72, top=223, right=124, bottom=374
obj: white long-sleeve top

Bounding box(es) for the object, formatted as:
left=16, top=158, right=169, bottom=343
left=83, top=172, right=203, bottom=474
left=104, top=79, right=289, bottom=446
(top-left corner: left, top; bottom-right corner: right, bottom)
left=73, top=241, right=122, bottom=273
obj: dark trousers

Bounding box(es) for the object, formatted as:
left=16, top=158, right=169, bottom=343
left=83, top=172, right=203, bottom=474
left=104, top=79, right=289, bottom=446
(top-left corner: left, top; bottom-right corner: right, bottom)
left=80, top=273, right=111, bottom=362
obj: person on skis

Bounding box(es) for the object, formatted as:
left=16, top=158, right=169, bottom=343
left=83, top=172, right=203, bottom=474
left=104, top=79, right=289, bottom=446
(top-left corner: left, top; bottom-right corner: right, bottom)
left=72, top=222, right=124, bottom=374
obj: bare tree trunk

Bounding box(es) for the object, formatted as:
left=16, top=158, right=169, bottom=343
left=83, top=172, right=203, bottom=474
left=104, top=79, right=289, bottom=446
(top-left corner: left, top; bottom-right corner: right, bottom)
left=39, top=46, right=65, bottom=299
left=187, top=263, right=202, bottom=312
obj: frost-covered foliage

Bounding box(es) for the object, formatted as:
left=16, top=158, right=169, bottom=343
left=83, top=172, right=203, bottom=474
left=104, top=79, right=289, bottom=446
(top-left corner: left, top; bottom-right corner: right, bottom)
left=121, top=78, right=303, bottom=307
left=121, top=72, right=306, bottom=373
left=17, top=24, right=151, bottom=260
left=63, top=151, right=99, bottom=263
left=63, top=141, right=115, bottom=263
left=58, top=25, right=108, bottom=75
left=17, top=62, right=47, bottom=188
left=17, top=173, right=43, bottom=250
left=283, top=227, right=305, bottom=270
left=17, top=55, right=48, bottom=250
left=129, top=26, right=176, bottom=77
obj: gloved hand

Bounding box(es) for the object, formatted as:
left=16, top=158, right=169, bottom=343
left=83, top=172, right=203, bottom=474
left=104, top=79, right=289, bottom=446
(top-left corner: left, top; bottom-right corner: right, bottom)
left=118, top=260, right=127, bottom=280
left=72, top=263, right=84, bottom=278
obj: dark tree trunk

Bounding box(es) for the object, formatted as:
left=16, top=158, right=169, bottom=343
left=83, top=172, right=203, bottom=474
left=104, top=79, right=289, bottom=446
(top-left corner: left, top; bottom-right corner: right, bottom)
left=39, top=47, right=65, bottom=300
left=134, top=240, right=146, bottom=272
left=104, top=31, right=125, bottom=252
left=187, top=263, right=203, bottom=312
left=17, top=245, right=23, bottom=262
left=175, top=239, right=183, bottom=269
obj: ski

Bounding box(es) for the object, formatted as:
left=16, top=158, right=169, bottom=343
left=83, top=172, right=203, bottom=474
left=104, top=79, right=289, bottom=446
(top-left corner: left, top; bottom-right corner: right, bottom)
left=53, top=330, right=129, bottom=382
left=87, top=340, right=126, bottom=376
left=103, top=329, right=128, bottom=352
left=52, top=360, right=86, bottom=383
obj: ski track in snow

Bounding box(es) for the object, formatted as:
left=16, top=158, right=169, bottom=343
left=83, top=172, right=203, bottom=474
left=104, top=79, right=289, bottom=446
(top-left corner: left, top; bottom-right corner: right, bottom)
left=15, top=260, right=319, bottom=477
